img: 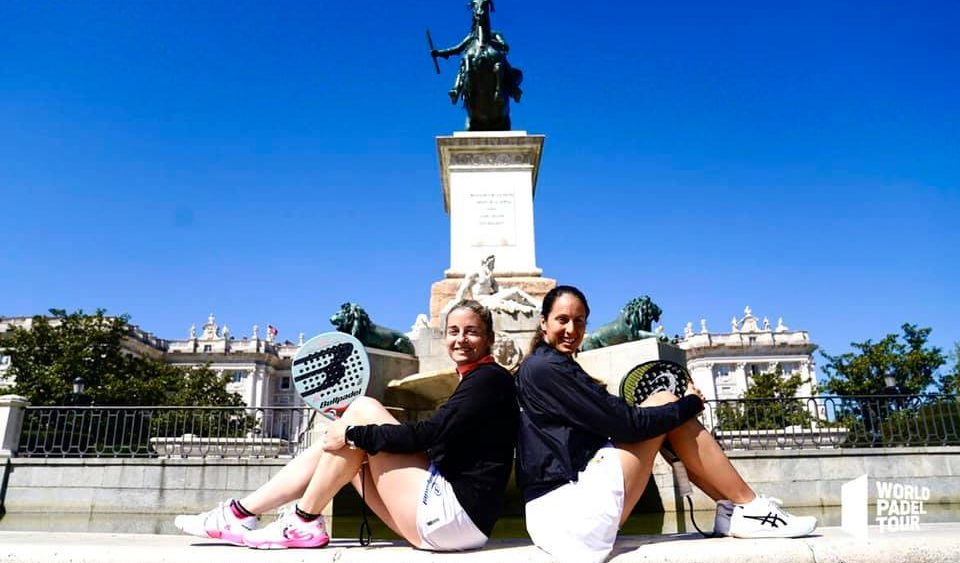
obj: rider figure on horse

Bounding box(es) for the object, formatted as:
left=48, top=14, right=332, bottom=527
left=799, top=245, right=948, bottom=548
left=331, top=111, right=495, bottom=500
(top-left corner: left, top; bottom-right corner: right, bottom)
left=431, top=0, right=523, bottom=130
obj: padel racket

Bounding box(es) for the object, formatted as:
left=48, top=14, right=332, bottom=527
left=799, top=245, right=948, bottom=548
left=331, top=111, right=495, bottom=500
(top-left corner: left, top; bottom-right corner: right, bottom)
left=618, top=360, right=690, bottom=407
left=292, top=332, right=371, bottom=419
left=291, top=331, right=375, bottom=546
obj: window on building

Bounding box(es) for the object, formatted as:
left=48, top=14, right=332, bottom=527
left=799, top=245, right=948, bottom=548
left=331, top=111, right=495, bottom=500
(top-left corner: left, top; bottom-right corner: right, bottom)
left=232, top=371, right=245, bottom=383
left=748, top=336, right=757, bottom=345
left=0, top=355, right=9, bottom=366
left=750, top=364, right=760, bottom=376
left=780, top=362, right=799, bottom=375
left=713, top=365, right=731, bottom=380
left=280, top=376, right=291, bottom=390
left=203, top=344, right=212, bottom=352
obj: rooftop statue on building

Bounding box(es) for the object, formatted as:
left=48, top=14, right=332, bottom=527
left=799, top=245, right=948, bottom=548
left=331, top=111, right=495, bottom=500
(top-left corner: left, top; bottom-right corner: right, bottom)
left=430, top=0, right=523, bottom=131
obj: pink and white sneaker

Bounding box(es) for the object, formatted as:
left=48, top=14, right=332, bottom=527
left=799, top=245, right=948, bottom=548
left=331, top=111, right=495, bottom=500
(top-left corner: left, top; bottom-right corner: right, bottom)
left=243, top=511, right=330, bottom=550
left=174, top=499, right=257, bottom=545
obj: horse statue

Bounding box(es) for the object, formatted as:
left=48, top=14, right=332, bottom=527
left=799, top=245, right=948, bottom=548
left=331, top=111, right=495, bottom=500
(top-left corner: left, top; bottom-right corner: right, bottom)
left=430, top=0, right=523, bottom=131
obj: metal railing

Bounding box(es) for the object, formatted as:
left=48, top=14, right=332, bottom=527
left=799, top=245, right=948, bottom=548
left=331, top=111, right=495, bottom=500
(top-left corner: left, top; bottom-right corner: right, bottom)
left=15, top=395, right=960, bottom=457
left=17, top=406, right=317, bottom=458
left=702, top=394, right=960, bottom=450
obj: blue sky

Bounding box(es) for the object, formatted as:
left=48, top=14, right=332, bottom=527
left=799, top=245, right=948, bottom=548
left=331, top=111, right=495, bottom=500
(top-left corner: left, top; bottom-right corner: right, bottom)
left=1, top=1, right=957, bottom=370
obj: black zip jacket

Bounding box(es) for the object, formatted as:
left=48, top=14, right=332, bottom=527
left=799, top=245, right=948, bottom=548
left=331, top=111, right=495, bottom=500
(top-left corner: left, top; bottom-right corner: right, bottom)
left=345, top=362, right=519, bottom=536
left=516, top=343, right=704, bottom=503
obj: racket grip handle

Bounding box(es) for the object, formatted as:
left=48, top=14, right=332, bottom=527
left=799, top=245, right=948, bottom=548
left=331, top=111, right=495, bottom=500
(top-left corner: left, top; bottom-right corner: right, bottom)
left=672, top=460, right=693, bottom=498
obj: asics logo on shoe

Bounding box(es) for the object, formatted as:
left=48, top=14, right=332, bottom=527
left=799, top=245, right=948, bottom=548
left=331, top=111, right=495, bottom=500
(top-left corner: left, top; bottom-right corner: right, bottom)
left=282, top=527, right=315, bottom=542
left=743, top=513, right=787, bottom=528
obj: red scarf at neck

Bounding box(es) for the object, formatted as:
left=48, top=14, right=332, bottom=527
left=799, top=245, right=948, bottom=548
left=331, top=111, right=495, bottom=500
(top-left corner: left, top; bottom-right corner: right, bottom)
left=456, top=355, right=496, bottom=378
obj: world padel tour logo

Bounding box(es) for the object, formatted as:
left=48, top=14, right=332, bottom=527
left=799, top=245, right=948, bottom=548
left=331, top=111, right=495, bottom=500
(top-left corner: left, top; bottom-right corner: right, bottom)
left=841, top=474, right=930, bottom=538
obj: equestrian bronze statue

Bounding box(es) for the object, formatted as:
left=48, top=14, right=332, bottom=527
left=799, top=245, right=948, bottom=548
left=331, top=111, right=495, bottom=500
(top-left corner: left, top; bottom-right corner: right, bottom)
left=429, top=0, right=523, bottom=131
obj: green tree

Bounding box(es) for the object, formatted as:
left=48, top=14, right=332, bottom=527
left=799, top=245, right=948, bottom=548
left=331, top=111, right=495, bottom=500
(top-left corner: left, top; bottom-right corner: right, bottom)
left=937, top=342, right=960, bottom=395
left=820, top=324, right=946, bottom=397
left=4, top=309, right=243, bottom=407
left=716, top=367, right=813, bottom=430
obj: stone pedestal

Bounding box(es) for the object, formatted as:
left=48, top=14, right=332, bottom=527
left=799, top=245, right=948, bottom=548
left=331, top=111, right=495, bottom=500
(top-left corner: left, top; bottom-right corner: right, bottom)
left=428, top=276, right=556, bottom=327
left=437, top=131, right=545, bottom=278
left=0, top=394, right=29, bottom=457
left=409, top=131, right=555, bottom=401
left=576, top=339, right=688, bottom=395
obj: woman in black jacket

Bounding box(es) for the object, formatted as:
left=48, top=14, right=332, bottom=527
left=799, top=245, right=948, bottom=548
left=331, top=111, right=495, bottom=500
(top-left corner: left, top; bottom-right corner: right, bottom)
left=516, top=285, right=816, bottom=563
left=176, top=299, right=519, bottom=551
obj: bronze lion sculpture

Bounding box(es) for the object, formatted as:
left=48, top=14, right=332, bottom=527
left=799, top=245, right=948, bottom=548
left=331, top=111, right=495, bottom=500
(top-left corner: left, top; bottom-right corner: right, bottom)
left=579, top=296, right=665, bottom=352
left=330, top=302, right=416, bottom=355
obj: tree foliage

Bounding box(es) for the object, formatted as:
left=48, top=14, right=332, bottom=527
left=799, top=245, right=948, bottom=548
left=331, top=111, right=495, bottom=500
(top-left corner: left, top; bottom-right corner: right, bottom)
left=820, top=324, right=946, bottom=397
left=937, top=342, right=960, bottom=396
left=716, top=367, right=813, bottom=430
left=4, top=309, right=243, bottom=407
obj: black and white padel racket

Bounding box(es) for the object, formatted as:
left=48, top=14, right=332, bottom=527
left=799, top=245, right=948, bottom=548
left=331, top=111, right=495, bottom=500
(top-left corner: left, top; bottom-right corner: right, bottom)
left=292, top=332, right=371, bottom=419
left=618, top=360, right=690, bottom=407
left=292, top=332, right=375, bottom=545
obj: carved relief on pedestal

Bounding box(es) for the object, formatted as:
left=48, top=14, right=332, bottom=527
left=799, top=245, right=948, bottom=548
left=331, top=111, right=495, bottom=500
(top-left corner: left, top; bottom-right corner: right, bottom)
left=449, top=150, right=533, bottom=168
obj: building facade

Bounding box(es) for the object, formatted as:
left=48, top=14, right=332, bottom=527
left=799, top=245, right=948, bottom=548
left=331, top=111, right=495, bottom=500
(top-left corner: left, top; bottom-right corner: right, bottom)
left=0, top=313, right=304, bottom=413
left=677, top=306, right=818, bottom=402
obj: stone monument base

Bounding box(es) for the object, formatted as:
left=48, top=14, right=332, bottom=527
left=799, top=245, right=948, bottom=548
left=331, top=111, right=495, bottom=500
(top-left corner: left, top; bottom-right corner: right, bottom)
left=576, top=339, right=687, bottom=395
left=428, top=275, right=556, bottom=327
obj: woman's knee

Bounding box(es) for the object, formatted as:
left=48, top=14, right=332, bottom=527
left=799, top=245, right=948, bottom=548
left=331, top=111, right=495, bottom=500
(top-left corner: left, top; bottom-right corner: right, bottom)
left=639, top=390, right=679, bottom=408
left=342, top=396, right=390, bottom=424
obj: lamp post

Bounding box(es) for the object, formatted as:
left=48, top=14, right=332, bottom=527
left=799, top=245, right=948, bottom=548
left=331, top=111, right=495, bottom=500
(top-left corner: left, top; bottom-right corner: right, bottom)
left=72, top=375, right=86, bottom=400
left=883, top=372, right=906, bottom=413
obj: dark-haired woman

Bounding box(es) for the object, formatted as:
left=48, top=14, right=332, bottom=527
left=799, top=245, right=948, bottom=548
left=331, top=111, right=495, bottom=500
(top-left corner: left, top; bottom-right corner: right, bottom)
left=516, top=286, right=816, bottom=563
left=176, top=300, right=519, bottom=551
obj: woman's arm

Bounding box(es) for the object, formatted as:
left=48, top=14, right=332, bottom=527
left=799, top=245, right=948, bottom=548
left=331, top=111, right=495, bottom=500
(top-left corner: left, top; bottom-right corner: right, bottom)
left=521, top=356, right=702, bottom=443
left=347, top=368, right=509, bottom=454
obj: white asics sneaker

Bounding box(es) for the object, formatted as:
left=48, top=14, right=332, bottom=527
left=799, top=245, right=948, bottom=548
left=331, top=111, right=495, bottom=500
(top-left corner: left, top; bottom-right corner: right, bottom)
left=713, top=500, right=734, bottom=536
left=729, top=495, right=817, bottom=538
left=243, top=510, right=330, bottom=550
left=174, top=499, right=257, bottom=545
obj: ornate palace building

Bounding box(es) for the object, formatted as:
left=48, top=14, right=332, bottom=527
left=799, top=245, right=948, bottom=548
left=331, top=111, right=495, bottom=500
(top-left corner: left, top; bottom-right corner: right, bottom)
left=677, top=306, right=818, bottom=402
left=0, top=314, right=303, bottom=412
left=2, top=305, right=819, bottom=408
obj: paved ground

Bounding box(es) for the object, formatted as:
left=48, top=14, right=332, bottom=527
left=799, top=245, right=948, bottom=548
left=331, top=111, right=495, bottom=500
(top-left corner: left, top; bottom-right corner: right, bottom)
left=2, top=524, right=959, bottom=563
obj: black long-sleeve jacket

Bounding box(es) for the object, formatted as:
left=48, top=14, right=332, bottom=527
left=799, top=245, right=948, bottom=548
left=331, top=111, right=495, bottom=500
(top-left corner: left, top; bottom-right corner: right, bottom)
left=516, top=343, right=703, bottom=503
left=345, top=362, right=519, bottom=536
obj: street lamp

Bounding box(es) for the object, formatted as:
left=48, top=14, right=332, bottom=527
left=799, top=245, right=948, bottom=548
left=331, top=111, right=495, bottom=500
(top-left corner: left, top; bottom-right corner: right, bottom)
left=883, top=374, right=898, bottom=393
left=72, top=376, right=86, bottom=405
left=882, top=372, right=906, bottom=413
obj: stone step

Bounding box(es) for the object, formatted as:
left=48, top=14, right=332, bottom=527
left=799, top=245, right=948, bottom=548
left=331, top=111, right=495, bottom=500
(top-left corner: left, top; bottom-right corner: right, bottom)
left=2, top=524, right=960, bottom=563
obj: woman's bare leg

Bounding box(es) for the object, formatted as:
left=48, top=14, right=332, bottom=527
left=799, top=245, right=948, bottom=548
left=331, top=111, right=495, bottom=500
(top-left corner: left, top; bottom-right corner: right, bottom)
left=613, top=435, right=666, bottom=526
left=346, top=466, right=402, bottom=537
left=238, top=442, right=325, bottom=514
left=293, top=397, right=430, bottom=547
left=611, top=390, right=684, bottom=525
left=666, top=418, right=754, bottom=504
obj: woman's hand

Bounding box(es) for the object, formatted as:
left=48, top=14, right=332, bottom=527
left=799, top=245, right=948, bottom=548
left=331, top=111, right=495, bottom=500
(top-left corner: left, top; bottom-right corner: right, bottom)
left=684, top=384, right=706, bottom=404
left=322, top=419, right=348, bottom=451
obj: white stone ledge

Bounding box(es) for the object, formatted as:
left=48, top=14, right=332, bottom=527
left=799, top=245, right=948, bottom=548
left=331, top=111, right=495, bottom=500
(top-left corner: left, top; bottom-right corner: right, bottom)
left=2, top=525, right=960, bottom=563
left=724, top=446, right=960, bottom=459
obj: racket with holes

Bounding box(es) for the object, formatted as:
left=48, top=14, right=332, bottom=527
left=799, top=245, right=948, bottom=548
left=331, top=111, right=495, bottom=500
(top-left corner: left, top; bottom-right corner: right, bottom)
left=292, top=332, right=370, bottom=419
left=618, top=360, right=690, bottom=406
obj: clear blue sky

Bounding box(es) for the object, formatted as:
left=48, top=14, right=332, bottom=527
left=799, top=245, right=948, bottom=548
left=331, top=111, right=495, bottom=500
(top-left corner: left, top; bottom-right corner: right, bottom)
left=2, top=1, right=958, bottom=370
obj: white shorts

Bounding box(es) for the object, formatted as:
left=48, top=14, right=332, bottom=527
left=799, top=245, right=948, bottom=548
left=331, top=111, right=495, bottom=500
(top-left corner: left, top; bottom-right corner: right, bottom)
left=525, top=446, right=625, bottom=563
left=415, top=464, right=488, bottom=551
